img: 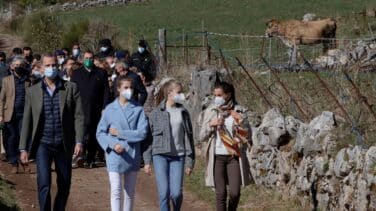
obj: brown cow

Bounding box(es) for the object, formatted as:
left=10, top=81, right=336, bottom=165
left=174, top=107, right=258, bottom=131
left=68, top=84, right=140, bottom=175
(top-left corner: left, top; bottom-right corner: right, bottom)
left=265, top=18, right=337, bottom=66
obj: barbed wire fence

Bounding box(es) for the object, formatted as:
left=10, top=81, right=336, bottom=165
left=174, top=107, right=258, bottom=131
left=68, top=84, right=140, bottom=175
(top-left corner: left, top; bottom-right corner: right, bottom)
left=150, top=29, right=376, bottom=146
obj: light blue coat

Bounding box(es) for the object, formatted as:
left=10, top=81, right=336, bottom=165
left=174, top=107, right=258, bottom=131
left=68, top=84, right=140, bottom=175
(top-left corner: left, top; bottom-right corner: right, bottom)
left=96, top=99, right=148, bottom=173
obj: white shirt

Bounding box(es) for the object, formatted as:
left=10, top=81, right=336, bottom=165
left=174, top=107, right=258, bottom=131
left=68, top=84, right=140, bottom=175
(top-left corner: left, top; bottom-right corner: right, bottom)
left=215, top=115, right=234, bottom=155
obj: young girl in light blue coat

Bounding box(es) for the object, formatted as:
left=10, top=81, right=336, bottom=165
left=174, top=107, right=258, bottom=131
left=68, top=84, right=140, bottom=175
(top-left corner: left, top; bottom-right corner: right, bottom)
left=97, top=75, right=149, bottom=211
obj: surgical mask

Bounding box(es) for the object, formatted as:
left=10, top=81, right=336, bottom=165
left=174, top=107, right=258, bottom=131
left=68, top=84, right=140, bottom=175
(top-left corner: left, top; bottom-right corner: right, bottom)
left=173, top=93, right=185, bottom=104
left=44, top=67, right=58, bottom=79
left=138, top=47, right=145, bottom=54
left=32, top=71, right=43, bottom=78
left=110, top=63, right=116, bottom=69
left=72, top=49, right=80, bottom=57
left=83, top=59, right=94, bottom=68
left=111, top=73, right=117, bottom=81
left=121, top=88, right=133, bottom=100
left=100, top=46, right=108, bottom=52
left=214, top=96, right=226, bottom=107
left=58, top=58, right=65, bottom=65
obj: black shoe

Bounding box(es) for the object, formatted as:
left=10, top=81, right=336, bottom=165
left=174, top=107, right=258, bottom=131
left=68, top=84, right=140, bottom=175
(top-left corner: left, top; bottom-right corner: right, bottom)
left=85, top=162, right=97, bottom=169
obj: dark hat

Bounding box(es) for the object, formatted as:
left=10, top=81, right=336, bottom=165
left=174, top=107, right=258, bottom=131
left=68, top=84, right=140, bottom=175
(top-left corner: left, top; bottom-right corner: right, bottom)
left=0, top=51, right=6, bottom=58
left=55, top=50, right=66, bottom=56
left=99, top=38, right=112, bottom=47
left=138, top=40, right=147, bottom=48
left=115, top=50, right=126, bottom=60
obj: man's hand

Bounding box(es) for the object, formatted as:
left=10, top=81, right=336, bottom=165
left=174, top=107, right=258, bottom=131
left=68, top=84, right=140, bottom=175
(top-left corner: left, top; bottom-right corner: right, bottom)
left=185, top=167, right=193, bottom=176
left=20, top=151, right=28, bottom=164
left=109, top=128, right=119, bottom=136
left=114, top=144, right=125, bottom=154
left=144, top=164, right=152, bottom=175
left=74, top=143, right=83, bottom=156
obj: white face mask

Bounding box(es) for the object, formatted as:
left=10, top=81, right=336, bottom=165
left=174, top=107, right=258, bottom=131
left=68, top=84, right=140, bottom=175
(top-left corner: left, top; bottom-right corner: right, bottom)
left=121, top=88, right=133, bottom=100
left=110, top=63, right=116, bottom=69
left=214, top=96, right=226, bottom=107
left=58, top=58, right=65, bottom=65
left=173, top=93, right=185, bottom=104
left=111, top=73, right=117, bottom=81
left=72, top=49, right=80, bottom=57
left=138, top=47, right=145, bottom=54
left=100, top=46, right=108, bottom=52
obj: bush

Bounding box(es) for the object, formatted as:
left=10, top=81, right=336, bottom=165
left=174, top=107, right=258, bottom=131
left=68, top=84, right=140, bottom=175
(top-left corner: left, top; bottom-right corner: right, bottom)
left=61, top=20, right=89, bottom=48
left=22, top=10, right=63, bottom=53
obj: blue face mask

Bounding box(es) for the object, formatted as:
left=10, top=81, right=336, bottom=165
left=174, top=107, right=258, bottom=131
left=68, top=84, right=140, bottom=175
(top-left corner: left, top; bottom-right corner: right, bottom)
left=44, top=67, right=58, bottom=79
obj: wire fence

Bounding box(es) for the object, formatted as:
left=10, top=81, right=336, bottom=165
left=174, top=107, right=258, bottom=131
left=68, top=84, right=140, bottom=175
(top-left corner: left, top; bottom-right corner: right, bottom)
left=149, top=29, right=376, bottom=147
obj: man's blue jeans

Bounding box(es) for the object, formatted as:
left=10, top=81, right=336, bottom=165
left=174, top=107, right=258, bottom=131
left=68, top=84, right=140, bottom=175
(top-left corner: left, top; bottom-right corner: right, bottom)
left=152, top=155, right=185, bottom=211
left=36, top=143, right=72, bottom=211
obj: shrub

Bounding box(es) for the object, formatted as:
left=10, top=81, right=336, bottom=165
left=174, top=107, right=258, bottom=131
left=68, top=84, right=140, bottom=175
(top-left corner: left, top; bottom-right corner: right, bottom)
left=22, top=10, right=63, bottom=53
left=61, top=20, right=89, bottom=48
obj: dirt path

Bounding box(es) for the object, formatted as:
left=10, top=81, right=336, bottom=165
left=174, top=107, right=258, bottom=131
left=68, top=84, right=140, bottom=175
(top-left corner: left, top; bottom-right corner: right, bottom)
left=0, top=161, right=212, bottom=211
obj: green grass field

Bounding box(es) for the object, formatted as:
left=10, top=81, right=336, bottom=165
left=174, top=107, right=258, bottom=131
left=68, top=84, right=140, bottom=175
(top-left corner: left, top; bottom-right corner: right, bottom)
left=59, top=0, right=376, bottom=41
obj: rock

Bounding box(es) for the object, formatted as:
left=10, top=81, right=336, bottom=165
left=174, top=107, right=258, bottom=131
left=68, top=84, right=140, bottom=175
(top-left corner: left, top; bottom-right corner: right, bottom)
left=302, top=13, right=317, bottom=21
left=334, top=148, right=353, bottom=177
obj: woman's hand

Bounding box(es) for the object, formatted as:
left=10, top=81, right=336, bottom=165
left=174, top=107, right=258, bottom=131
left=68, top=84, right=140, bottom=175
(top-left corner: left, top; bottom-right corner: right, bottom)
left=209, top=118, right=224, bottom=127
left=114, top=144, right=125, bottom=154
left=185, top=168, right=193, bottom=175
left=109, top=128, right=119, bottom=136
left=144, top=164, right=152, bottom=175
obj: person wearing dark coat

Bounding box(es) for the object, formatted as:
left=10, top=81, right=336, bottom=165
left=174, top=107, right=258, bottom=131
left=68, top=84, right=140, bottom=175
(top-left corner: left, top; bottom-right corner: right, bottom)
left=0, top=52, right=11, bottom=89
left=97, top=38, right=115, bottom=58
left=130, top=40, right=156, bottom=80
left=112, top=61, right=147, bottom=105
left=70, top=50, right=110, bottom=168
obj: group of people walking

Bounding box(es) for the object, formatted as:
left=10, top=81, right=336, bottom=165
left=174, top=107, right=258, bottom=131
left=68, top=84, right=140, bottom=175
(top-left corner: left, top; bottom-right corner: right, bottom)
left=0, top=38, right=253, bottom=211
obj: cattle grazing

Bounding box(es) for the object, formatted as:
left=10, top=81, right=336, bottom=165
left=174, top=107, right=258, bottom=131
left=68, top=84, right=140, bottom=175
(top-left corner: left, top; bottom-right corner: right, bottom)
left=265, top=18, right=337, bottom=66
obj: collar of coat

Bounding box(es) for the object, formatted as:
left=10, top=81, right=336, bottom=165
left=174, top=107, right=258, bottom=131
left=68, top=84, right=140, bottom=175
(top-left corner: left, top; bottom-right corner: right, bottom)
left=157, top=100, right=188, bottom=113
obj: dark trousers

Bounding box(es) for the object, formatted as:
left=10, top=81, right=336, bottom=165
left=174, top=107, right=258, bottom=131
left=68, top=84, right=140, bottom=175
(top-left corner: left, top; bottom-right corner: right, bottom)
left=4, top=115, right=22, bottom=165
left=85, top=130, right=103, bottom=164
left=214, top=155, right=241, bottom=211
left=36, top=143, right=72, bottom=211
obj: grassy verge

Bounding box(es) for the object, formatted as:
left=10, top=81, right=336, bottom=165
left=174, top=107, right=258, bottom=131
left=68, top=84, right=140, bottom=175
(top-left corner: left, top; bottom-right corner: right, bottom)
left=184, top=156, right=305, bottom=210
left=0, top=177, right=19, bottom=211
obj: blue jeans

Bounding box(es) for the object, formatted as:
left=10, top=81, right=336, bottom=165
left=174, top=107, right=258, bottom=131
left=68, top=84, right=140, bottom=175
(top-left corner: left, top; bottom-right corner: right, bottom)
left=36, top=143, right=72, bottom=211
left=152, top=155, right=185, bottom=211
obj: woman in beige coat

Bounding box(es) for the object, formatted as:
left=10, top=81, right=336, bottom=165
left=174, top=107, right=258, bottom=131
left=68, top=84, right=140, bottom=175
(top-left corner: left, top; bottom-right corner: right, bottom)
left=198, top=81, right=252, bottom=211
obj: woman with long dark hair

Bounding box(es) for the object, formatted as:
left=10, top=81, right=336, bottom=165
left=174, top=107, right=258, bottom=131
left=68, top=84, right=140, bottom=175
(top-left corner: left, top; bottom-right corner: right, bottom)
left=198, top=81, right=252, bottom=211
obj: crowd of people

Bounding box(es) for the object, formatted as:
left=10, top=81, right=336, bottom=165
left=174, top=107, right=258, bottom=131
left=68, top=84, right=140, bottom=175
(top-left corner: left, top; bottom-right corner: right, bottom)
left=0, top=38, right=253, bottom=211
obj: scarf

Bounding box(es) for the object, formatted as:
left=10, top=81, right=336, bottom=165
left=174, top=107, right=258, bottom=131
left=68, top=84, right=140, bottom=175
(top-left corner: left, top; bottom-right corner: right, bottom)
left=217, top=101, right=249, bottom=157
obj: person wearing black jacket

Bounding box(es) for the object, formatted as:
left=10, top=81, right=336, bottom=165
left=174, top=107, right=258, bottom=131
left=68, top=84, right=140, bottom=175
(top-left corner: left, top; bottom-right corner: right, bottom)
left=112, top=61, right=147, bottom=105
left=70, top=50, right=110, bottom=168
left=130, top=40, right=156, bottom=80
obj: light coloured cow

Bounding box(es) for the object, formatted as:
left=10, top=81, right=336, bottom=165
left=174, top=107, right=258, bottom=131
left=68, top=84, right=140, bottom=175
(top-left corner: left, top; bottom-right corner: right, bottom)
left=265, top=18, right=337, bottom=66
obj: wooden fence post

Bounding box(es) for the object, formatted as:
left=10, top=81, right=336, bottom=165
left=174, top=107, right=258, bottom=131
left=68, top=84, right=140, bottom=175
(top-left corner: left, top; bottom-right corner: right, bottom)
left=183, top=31, right=188, bottom=65
left=158, top=29, right=167, bottom=71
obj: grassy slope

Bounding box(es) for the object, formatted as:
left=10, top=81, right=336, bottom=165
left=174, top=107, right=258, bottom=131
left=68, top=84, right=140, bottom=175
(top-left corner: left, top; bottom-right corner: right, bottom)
left=60, top=0, right=376, bottom=41
left=0, top=177, right=19, bottom=211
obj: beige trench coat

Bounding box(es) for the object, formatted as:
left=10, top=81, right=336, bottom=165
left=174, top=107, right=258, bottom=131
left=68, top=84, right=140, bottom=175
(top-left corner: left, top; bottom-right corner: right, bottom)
left=197, top=104, right=252, bottom=187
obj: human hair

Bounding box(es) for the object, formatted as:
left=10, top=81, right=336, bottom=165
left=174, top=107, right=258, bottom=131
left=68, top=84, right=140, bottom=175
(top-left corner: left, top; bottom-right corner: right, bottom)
left=214, top=81, right=237, bottom=105
left=116, top=75, right=133, bottom=89
left=11, top=56, right=26, bottom=65
left=23, top=46, right=32, bottom=51
left=41, top=53, right=57, bottom=64
left=139, top=71, right=153, bottom=83
left=12, top=47, right=22, bottom=55
left=116, top=61, right=128, bottom=69
left=155, top=80, right=182, bottom=106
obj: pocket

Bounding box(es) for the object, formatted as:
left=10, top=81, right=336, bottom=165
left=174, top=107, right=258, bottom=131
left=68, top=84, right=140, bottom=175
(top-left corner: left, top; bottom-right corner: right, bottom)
left=152, top=128, right=164, bottom=148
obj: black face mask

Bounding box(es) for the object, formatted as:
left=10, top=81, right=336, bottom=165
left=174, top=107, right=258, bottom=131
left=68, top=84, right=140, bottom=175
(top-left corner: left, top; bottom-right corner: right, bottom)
left=14, top=67, right=27, bottom=77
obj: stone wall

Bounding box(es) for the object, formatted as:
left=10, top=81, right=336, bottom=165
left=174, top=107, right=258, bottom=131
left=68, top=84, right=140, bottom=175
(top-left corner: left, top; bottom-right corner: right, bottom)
left=186, top=68, right=376, bottom=210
